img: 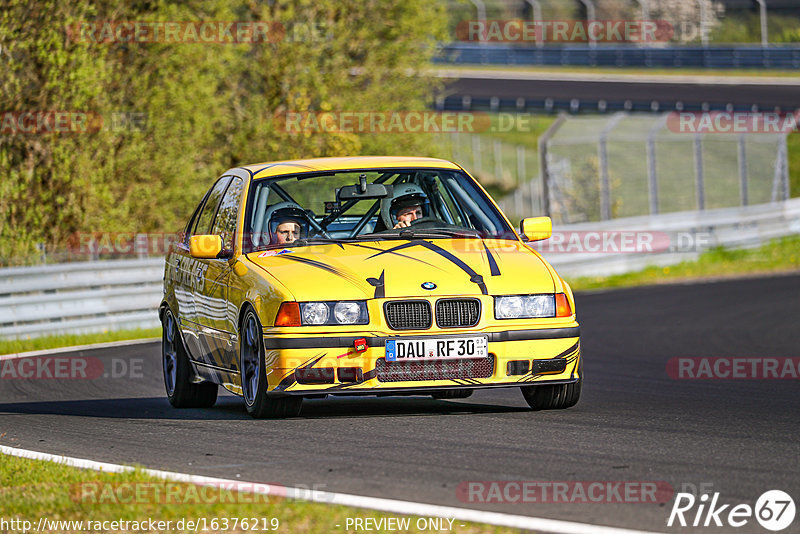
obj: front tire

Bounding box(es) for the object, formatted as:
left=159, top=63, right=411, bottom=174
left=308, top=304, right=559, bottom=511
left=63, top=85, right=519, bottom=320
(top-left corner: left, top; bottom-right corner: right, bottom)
left=162, top=308, right=218, bottom=408
left=521, top=379, right=581, bottom=410
left=240, top=309, right=302, bottom=418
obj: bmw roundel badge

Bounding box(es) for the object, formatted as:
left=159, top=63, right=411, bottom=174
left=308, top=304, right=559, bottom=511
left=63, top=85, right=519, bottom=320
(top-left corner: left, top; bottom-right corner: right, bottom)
left=421, top=282, right=437, bottom=290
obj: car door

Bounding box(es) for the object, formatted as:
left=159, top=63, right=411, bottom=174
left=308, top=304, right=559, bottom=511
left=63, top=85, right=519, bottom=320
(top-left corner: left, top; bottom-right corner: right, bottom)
left=196, top=175, right=245, bottom=372
left=179, top=176, right=231, bottom=364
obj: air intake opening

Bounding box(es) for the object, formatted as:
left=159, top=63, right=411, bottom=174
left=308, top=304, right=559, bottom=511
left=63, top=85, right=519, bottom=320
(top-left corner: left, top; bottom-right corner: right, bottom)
left=384, top=300, right=432, bottom=330
left=436, top=298, right=480, bottom=328
left=507, top=360, right=530, bottom=376
left=296, top=367, right=335, bottom=384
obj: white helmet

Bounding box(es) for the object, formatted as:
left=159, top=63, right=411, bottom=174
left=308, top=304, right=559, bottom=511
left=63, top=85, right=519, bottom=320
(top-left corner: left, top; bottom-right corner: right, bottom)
left=380, top=183, right=429, bottom=229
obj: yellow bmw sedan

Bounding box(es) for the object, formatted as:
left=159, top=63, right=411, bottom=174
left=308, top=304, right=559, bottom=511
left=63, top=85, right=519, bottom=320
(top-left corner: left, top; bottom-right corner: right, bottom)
left=160, top=156, right=580, bottom=418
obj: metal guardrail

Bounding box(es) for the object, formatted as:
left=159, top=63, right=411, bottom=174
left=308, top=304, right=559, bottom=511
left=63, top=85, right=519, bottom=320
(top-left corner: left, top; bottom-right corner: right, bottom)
left=0, top=198, right=797, bottom=339
left=0, top=258, right=164, bottom=339
left=436, top=44, right=800, bottom=69
left=546, top=197, right=800, bottom=278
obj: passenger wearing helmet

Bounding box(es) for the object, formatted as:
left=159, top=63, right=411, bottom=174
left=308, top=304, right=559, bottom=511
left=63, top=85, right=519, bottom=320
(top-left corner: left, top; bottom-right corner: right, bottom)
left=262, top=201, right=309, bottom=245
left=379, top=183, right=431, bottom=230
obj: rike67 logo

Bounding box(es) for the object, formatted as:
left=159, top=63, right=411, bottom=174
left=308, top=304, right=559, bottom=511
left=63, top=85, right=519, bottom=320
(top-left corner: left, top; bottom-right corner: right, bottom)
left=668, top=490, right=795, bottom=531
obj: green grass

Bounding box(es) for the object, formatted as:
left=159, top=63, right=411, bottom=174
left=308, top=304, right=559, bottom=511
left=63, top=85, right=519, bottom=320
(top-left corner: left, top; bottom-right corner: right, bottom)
left=568, top=235, right=800, bottom=292
left=789, top=133, right=800, bottom=198
left=0, top=454, right=513, bottom=534
left=0, top=328, right=161, bottom=356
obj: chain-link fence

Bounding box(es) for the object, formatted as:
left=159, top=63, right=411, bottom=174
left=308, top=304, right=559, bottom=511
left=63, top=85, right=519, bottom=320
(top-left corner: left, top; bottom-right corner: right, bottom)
left=496, top=112, right=790, bottom=225
left=440, top=132, right=539, bottom=198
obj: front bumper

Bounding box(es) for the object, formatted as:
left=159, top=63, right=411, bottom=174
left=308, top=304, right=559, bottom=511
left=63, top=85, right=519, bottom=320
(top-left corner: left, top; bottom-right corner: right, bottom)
left=264, top=326, right=581, bottom=396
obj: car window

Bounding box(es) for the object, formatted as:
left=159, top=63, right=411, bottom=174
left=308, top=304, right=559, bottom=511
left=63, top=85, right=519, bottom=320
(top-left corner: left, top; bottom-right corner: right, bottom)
left=192, top=177, right=231, bottom=237
left=242, top=169, right=514, bottom=251
left=211, top=176, right=245, bottom=254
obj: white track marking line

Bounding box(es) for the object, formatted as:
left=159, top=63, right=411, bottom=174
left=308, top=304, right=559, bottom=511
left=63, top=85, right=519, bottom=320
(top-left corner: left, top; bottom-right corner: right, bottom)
left=1, top=445, right=665, bottom=534
left=0, top=338, right=159, bottom=361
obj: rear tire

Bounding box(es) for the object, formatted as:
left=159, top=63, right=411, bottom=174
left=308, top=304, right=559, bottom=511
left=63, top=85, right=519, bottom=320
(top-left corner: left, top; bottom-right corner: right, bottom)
left=240, top=308, right=303, bottom=418
left=431, top=389, right=474, bottom=400
left=162, top=308, right=218, bottom=408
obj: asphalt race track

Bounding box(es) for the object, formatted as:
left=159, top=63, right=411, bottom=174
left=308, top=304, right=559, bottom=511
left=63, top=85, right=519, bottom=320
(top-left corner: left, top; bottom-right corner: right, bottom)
left=445, top=74, right=800, bottom=112
left=1, top=274, right=798, bottom=533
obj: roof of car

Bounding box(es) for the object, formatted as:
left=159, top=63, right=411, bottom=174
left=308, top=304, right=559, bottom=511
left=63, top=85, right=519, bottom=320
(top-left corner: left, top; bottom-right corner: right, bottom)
left=240, top=156, right=462, bottom=180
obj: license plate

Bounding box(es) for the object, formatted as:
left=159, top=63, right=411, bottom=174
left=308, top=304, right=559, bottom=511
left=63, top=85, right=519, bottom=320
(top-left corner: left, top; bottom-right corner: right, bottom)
left=385, top=336, right=488, bottom=362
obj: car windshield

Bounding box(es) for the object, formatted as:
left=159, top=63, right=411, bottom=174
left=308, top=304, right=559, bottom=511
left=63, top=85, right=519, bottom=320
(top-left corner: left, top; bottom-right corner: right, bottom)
left=242, top=168, right=516, bottom=251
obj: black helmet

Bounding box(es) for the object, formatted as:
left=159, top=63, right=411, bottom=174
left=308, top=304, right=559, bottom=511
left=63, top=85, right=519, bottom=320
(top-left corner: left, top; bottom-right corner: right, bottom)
left=380, top=183, right=429, bottom=229
left=263, top=201, right=309, bottom=245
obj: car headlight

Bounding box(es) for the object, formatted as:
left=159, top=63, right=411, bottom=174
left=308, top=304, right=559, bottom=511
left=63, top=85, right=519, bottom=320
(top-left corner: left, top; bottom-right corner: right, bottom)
left=301, top=302, right=329, bottom=325
left=334, top=302, right=362, bottom=324
left=297, top=301, right=369, bottom=326
left=494, top=294, right=555, bottom=319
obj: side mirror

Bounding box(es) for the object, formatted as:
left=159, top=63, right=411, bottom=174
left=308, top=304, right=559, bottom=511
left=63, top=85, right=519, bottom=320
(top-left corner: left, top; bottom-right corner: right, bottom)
left=189, top=235, right=223, bottom=259
left=520, top=216, right=552, bottom=242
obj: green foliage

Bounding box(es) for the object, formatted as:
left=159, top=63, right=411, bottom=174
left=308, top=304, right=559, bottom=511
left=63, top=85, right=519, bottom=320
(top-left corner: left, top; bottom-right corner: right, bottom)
left=711, top=12, right=800, bottom=44
left=0, top=0, right=447, bottom=265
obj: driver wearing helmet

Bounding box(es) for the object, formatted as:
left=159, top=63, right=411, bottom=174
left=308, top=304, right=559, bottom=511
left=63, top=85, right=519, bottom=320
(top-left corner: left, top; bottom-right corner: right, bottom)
left=262, top=201, right=309, bottom=245
left=380, top=183, right=431, bottom=230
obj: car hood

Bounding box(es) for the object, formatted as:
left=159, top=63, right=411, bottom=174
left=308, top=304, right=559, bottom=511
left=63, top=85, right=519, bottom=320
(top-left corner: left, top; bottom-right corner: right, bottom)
left=246, top=239, right=555, bottom=301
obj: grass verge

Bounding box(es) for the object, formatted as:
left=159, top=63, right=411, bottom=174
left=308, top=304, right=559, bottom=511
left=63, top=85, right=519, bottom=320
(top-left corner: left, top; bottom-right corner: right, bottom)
left=567, top=235, right=800, bottom=292
left=0, top=328, right=161, bottom=356
left=0, top=454, right=512, bottom=534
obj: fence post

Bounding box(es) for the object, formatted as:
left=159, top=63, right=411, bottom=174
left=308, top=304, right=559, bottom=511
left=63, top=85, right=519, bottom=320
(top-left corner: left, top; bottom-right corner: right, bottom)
left=634, top=0, right=650, bottom=21
left=756, top=0, right=768, bottom=47
left=525, top=0, right=544, bottom=48
left=538, top=113, right=568, bottom=218
left=493, top=140, right=503, bottom=186
left=472, top=135, right=481, bottom=173
left=598, top=113, right=625, bottom=221
left=579, top=0, right=597, bottom=49
left=772, top=136, right=790, bottom=201
left=646, top=114, right=667, bottom=215
left=783, top=135, right=791, bottom=200
left=698, top=0, right=709, bottom=47
left=738, top=133, right=748, bottom=206
left=694, top=132, right=705, bottom=210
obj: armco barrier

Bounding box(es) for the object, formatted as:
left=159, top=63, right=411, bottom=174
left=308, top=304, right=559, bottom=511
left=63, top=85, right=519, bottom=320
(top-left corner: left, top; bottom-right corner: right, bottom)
left=0, top=258, right=164, bottom=339
left=547, top=198, right=800, bottom=278
left=436, top=44, right=800, bottom=69
left=0, top=199, right=798, bottom=339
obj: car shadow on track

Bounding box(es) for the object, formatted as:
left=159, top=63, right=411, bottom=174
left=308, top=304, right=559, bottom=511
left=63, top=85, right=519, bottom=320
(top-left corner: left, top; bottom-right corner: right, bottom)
left=0, top=396, right=529, bottom=421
